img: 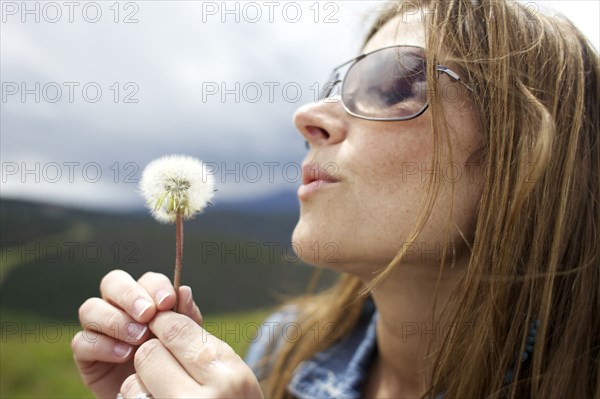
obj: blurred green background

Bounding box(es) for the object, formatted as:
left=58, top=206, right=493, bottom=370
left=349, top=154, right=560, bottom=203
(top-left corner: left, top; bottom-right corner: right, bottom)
left=0, top=199, right=337, bottom=398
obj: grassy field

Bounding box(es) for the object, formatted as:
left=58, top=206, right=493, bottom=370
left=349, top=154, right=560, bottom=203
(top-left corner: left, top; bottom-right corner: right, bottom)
left=1, top=308, right=273, bottom=398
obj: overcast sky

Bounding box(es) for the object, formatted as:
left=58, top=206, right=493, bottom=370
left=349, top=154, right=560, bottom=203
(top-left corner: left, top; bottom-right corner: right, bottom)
left=1, top=1, right=598, bottom=211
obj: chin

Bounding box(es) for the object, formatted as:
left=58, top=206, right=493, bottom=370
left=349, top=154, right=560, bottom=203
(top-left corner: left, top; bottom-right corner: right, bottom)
left=291, top=218, right=341, bottom=269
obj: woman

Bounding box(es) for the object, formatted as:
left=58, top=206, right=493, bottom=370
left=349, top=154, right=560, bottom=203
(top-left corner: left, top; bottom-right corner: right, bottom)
left=71, top=0, right=599, bottom=398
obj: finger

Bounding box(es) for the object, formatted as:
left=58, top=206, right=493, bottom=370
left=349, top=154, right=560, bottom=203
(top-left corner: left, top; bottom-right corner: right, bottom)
left=100, top=270, right=156, bottom=323
left=137, top=272, right=176, bottom=311
left=79, top=297, right=149, bottom=344
left=120, top=373, right=151, bottom=399
left=149, top=311, right=237, bottom=385
left=134, top=338, right=202, bottom=398
left=177, top=286, right=203, bottom=325
left=71, top=330, right=134, bottom=363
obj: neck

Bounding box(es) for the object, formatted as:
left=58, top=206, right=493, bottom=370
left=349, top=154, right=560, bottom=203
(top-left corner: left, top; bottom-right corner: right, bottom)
left=359, top=258, right=465, bottom=398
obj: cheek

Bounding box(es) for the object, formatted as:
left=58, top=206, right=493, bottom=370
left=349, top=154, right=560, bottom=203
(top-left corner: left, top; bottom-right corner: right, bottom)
left=356, top=128, right=433, bottom=206
left=337, top=127, right=435, bottom=257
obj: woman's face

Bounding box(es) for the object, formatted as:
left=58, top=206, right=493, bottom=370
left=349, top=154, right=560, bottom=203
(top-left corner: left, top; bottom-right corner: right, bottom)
left=291, top=13, right=484, bottom=276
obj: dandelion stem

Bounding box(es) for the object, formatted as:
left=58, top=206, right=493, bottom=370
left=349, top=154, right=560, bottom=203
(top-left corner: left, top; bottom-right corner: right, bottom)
left=173, top=210, right=184, bottom=311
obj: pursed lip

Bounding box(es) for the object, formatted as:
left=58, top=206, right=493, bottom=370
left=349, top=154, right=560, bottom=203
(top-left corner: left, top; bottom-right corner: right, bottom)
left=301, top=163, right=341, bottom=185
left=298, top=162, right=341, bottom=200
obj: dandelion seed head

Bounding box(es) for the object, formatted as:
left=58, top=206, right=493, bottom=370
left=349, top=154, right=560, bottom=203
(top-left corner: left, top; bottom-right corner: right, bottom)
left=139, top=154, right=215, bottom=223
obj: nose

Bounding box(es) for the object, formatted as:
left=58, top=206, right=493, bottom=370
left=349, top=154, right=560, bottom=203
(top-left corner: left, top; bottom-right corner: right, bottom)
left=293, top=97, right=348, bottom=148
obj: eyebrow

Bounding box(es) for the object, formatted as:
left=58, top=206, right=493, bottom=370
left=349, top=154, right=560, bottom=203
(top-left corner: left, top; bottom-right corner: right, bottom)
left=332, top=45, right=427, bottom=72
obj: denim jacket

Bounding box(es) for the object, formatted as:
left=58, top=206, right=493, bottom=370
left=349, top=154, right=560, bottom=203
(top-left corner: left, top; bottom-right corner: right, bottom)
left=245, top=299, right=378, bottom=398
left=245, top=299, right=538, bottom=398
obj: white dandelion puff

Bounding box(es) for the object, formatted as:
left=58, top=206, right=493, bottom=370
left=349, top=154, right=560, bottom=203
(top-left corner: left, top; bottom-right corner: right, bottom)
left=138, top=154, right=216, bottom=311
left=139, top=155, right=215, bottom=224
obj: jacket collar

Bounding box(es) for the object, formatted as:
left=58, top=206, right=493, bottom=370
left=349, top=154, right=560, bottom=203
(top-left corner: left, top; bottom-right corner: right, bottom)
left=287, top=299, right=378, bottom=399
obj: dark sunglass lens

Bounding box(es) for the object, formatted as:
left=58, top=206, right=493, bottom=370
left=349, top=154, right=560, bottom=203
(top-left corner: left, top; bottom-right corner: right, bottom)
left=342, top=47, right=428, bottom=119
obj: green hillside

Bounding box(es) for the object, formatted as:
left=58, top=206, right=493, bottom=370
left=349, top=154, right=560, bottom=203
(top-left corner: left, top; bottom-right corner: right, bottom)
left=0, top=199, right=337, bottom=320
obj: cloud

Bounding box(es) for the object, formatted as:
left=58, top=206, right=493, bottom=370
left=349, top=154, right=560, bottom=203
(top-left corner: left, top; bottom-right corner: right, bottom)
left=2, top=1, right=597, bottom=209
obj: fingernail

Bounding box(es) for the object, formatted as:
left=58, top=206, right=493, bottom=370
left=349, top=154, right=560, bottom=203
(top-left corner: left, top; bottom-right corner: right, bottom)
left=127, top=322, right=148, bottom=341
left=186, top=287, right=193, bottom=305
left=133, top=298, right=152, bottom=318
left=155, top=289, right=171, bottom=306
left=114, top=342, right=132, bottom=358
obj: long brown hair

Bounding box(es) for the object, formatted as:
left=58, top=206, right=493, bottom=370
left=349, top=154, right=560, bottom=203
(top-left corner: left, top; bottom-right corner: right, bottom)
left=259, top=1, right=600, bottom=397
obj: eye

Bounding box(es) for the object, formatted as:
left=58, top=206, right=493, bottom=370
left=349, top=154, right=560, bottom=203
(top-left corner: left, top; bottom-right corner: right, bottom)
left=380, top=56, right=426, bottom=106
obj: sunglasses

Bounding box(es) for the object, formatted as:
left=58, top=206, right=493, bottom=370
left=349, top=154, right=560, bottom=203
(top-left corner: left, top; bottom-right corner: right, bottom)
left=318, top=45, right=473, bottom=122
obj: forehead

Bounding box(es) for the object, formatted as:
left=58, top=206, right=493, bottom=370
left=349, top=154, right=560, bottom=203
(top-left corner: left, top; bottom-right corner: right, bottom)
left=362, top=13, right=426, bottom=54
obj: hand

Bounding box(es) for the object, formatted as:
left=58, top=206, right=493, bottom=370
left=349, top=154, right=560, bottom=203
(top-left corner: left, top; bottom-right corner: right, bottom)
left=71, top=270, right=203, bottom=398
left=123, top=311, right=264, bottom=398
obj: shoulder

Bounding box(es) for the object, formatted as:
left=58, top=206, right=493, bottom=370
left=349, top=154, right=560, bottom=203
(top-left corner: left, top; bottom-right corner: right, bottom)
left=244, top=304, right=298, bottom=380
